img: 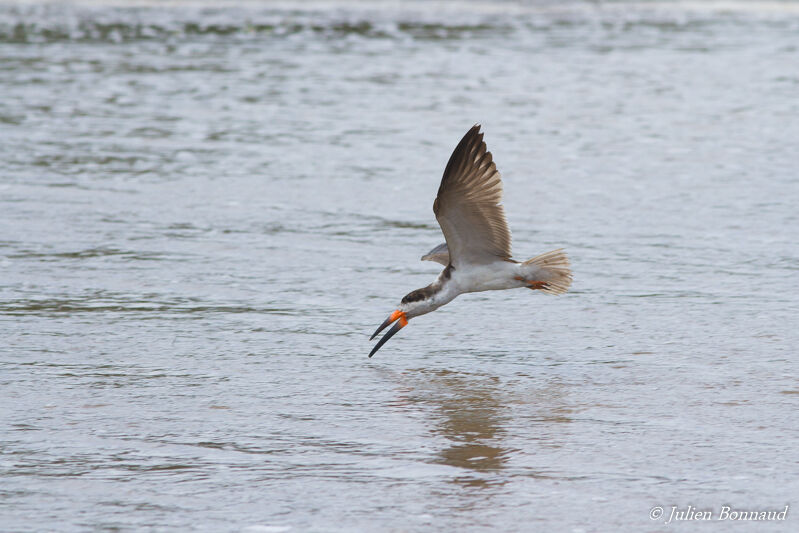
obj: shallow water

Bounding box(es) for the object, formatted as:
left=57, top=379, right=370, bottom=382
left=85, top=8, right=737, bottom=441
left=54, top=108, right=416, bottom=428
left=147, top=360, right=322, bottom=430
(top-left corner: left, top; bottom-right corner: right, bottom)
left=2, top=1, right=799, bottom=531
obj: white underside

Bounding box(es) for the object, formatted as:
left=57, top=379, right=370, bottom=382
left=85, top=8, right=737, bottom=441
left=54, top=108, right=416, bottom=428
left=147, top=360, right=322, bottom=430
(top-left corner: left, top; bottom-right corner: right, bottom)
left=399, top=256, right=563, bottom=318
left=417, top=261, right=526, bottom=314
left=452, top=261, right=526, bottom=293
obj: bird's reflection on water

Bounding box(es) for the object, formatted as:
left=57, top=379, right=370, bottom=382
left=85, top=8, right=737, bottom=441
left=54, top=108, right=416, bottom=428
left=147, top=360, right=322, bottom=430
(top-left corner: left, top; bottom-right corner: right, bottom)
left=422, top=370, right=509, bottom=475
left=384, top=369, right=510, bottom=485
left=384, top=366, right=575, bottom=488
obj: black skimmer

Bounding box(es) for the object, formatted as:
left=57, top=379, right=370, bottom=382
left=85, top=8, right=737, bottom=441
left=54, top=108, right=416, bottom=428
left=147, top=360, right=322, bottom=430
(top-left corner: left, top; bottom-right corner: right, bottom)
left=368, top=125, right=572, bottom=358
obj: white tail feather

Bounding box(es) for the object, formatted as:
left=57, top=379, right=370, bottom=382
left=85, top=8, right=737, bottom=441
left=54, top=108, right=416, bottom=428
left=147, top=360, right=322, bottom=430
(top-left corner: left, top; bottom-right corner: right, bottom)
left=521, top=249, right=572, bottom=295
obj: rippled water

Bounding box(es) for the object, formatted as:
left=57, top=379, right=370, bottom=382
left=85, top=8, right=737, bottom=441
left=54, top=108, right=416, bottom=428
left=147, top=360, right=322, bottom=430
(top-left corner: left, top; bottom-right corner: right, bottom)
left=2, top=1, right=799, bottom=531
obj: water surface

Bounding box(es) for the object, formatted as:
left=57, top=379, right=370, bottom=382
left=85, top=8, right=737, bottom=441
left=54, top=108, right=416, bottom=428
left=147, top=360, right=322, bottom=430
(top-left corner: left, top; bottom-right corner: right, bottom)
left=2, top=1, right=798, bottom=531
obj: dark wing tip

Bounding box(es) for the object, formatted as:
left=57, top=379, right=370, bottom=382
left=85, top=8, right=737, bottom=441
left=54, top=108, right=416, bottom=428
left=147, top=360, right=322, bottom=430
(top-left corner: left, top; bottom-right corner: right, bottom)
left=438, top=125, right=487, bottom=186
left=461, top=124, right=484, bottom=147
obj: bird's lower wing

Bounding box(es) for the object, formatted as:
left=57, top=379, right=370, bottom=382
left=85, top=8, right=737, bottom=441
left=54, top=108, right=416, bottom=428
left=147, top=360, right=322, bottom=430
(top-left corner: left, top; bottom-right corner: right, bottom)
left=421, top=242, right=450, bottom=265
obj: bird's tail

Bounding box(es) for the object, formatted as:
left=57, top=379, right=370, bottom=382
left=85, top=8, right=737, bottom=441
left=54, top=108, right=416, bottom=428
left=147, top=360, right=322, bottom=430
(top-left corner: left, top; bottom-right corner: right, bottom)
left=521, top=249, right=572, bottom=295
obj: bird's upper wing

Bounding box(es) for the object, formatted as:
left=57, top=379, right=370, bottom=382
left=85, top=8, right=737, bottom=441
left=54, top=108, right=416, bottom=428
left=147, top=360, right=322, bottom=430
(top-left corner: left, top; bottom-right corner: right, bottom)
left=432, top=125, right=512, bottom=267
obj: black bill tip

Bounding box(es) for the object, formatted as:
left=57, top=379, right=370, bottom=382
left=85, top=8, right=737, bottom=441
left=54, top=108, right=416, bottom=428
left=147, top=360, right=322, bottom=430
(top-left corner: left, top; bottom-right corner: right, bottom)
left=368, top=320, right=405, bottom=358
left=370, top=315, right=395, bottom=341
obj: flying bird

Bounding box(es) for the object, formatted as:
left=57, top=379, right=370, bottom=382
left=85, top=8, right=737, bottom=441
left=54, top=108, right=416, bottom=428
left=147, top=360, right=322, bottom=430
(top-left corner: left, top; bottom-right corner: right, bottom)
left=368, top=125, right=571, bottom=357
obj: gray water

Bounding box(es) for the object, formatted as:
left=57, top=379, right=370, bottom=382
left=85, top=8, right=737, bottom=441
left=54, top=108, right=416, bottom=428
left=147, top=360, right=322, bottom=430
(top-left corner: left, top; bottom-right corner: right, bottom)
left=2, top=1, right=799, bottom=531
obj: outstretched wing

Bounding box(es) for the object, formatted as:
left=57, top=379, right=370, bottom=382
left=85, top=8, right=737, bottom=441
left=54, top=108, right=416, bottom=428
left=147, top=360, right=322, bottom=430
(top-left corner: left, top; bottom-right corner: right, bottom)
left=432, top=125, right=512, bottom=267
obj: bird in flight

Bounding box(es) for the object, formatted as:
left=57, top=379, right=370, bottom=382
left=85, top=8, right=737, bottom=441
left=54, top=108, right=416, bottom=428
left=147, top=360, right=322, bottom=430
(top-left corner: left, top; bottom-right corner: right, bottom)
left=368, top=125, right=572, bottom=358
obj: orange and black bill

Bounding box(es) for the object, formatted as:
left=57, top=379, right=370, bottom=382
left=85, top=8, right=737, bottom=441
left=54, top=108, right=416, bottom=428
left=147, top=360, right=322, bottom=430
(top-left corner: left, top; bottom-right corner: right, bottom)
left=368, top=310, right=408, bottom=358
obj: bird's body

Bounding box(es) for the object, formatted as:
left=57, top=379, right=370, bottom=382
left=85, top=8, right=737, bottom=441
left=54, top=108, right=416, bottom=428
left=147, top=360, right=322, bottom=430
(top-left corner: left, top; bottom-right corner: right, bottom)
left=369, top=125, right=572, bottom=357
